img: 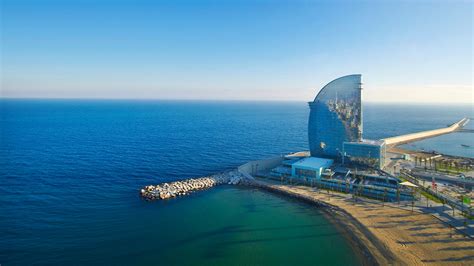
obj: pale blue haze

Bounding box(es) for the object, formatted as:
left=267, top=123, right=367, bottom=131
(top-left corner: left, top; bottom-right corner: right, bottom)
left=1, top=0, right=472, bottom=102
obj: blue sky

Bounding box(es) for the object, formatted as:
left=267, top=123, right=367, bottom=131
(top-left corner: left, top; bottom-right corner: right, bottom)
left=1, top=0, right=472, bottom=103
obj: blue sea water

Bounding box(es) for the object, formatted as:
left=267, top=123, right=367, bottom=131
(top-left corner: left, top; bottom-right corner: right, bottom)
left=1, top=99, right=472, bottom=265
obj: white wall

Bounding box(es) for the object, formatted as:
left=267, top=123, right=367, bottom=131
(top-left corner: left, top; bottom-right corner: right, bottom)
left=238, top=156, right=284, bottom=178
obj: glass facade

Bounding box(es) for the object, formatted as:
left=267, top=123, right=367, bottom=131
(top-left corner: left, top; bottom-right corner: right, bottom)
left=343, top=141, right=386, bottom=168
left=308, top=74, right=363, bottom=158
left=294, top=168, right=318, bottom=179
left=291, top=157, right=334, bottom=179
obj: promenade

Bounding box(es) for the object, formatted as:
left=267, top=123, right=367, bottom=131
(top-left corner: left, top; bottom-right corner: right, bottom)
left=253, top=177, right=474, bottom=265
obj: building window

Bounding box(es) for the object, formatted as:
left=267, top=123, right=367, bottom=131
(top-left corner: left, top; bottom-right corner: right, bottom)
left=295, top=168, right=317, bottom=178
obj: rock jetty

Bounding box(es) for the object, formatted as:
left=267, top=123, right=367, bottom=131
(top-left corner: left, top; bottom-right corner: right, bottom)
left=140, top=171, right=253, bottom=200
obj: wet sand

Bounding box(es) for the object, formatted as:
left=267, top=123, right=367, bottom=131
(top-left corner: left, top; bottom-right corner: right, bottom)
left=253, top=178, right=474, bottom=265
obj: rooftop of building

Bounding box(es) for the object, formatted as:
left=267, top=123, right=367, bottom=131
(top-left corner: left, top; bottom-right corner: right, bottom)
left=292, top=157, right=334, bottom=169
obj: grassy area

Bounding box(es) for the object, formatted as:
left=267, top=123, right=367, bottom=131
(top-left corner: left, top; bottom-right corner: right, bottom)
left=398, top=176, right=408, bottom=182
left=398, top=175, right=443, bottom=203
left=461, top=211, right=474, bottom=221
left=434, top=165, right=470, bottom=174
left=418, top=189, right=443, bottom=204
left=400, top=175, right=474, bottom=221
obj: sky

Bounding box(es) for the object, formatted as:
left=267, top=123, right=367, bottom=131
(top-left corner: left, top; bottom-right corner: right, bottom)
left=1, top=0, right=473, bottom=103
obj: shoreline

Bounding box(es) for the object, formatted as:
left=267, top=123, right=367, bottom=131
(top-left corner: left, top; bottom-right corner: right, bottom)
left=250, top=179, right=395, bottom=265
left=249, top=177, right=474, bottom=265
left=321, top=208, right=389, bottom=266
left=140, top=169, right=474, bottom=265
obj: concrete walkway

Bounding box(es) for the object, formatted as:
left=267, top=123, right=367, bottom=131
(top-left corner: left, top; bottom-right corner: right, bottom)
left=383, top=118, right=469, bottom=146
left=402, top=196, right=473, bottom=238
left=345, top=188, right=474, bottom=238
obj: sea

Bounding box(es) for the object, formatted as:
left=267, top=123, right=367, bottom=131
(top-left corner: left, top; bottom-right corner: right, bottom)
left=1, top=99, right=473, bottom=265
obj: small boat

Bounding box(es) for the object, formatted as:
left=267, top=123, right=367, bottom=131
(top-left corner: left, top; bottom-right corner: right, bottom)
left=461, top=144, right=471, bottom=148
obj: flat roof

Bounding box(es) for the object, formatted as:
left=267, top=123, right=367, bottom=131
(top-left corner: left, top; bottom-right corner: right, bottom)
left=292, top=157, right=334, bottom=169
left=282, top=158, right=301, bottom=166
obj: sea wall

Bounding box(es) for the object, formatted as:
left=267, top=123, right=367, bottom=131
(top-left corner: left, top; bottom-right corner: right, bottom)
left=237, top=156, right=284, bottom=178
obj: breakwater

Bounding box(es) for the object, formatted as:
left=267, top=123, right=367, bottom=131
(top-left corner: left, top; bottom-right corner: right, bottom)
left=140, top=171, right=252, bottom=200
left=140, top=155, right=283, bottom=201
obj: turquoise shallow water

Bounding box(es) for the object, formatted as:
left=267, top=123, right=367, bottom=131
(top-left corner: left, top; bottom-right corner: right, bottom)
left=1, top=100, right=472, bottom=265
left=5, top=185, right=360, bottom=265
left=130, top=186, right=359, bottom=266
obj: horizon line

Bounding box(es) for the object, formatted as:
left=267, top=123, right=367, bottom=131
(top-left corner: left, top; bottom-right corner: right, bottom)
left=1, top=96, right=473, bottom=105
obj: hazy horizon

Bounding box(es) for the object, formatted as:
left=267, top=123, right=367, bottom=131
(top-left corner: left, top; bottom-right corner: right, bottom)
left=2, top=96, right=474, bottom=105
left=1, top=0, right=473, bottom=104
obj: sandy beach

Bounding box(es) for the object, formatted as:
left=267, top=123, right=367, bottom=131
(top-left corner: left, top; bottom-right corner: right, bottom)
left=253, top=178, right=474, bottom=265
